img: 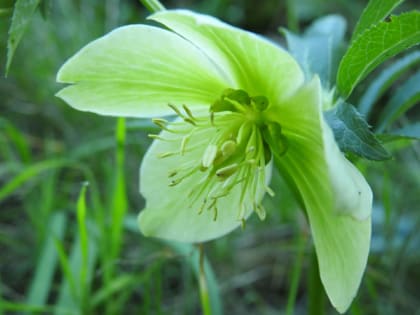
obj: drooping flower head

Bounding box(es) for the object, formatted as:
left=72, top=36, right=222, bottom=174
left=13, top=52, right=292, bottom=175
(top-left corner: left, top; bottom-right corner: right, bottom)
left=56, top=10, right=372, bottom=313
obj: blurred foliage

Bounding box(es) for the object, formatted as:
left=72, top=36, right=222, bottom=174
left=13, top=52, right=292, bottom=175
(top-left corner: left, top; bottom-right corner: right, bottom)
left=0, top=0, right=419, bottom=314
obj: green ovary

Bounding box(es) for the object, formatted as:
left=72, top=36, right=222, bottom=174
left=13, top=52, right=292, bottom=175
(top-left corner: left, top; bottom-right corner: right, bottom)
left=151, top=89, right=286, bottom=222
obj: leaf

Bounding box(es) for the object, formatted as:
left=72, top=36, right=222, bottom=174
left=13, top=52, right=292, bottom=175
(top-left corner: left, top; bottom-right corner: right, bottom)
left=376, top=71, right=420, bottom=132
left=378, top=123, right=420, bottom=142
left=6, top=0, right=41, bottom=75
left=26, top=212, right=67, bottom=307
left=358, top=51, right=420, bottom=117
left=324, top=102, right=391, bottom=160
left=282, top=15, right=346, bottom=87
left=337, top=11, right=420, bottom=98
left=351, top=0, right=404, bottom=41
left=167, top=242, right=223, bottom=315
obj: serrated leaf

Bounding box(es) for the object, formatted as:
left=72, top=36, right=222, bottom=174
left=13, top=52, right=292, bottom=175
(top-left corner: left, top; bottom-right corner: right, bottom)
left=351, top=0, right=404, bottom=41
left=325, top=101, right=391, bottom=160
left=337, top=11, right=420, bottom=98
left=376, top=71, right=420, bottom=132
left=6, top=0, right=41, bottom=75
left=359, top=51, right=420, bottom=117
left=282, top=15, right=346, bottom=87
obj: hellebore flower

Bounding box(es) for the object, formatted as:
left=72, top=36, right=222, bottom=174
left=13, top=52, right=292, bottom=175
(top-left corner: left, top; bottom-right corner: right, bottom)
left=56, top=10, right=372, bottom=313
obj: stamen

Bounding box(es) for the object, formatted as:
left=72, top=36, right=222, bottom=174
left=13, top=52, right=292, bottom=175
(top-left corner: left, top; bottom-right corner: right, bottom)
left=168, top=103, right=183, bottom=117
left=213, top=206, right=218, bottom=221
left=148, top=134, right=167, bottom=141
left=157, top=151, right=178, bottom=158
left=215, top=163, right=239, bottom=180
left=255, top=204, right=266, bottom=220
left=182, top=104, right=196, bottom=121
left=152, top=118, right=168, bottom=129
left=180, top=135, right=190, bottom=155
left=221, top=140, right=237, bottom=157
left=265, top=185, right=275, bottom=197
left=202, top=144, right=218, bottom=168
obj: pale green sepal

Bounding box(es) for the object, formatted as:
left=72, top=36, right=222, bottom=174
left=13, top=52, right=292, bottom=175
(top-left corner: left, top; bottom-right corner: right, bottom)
left=149, top=10, right=304, bottom=104
left=57, top=25, right=231, bottom=117
left=138, top=120, right=270, bottom=243
left=271, top=77, right=371, bottom=313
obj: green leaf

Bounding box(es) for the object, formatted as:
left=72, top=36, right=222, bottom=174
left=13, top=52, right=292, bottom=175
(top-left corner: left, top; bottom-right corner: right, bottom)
left=378, top=123, right=420, bottom=142
left=376, top=71, right=420, bottom=132
left=325, top=102, right=391, bottom=160
left=358, top=51, right=420, bottom=117
left=351, top=0, right=404, bottom=41
left=337, top=11, right=420, bottom=98
left=281, top=15, right=346, bottom=87
left=6, top=0, right=41, bottom=75
left=168, top=242, right=223, bottom=315
left=139, top=0, right=165, bottom=13
left=26, top=212, right=67, bottom=307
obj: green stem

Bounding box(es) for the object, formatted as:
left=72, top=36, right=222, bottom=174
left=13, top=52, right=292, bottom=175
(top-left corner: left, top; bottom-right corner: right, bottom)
left=138, top=0, right=165, bottom=13
left=198, top=244, right=212, bottom=315
left=285, top=231, right=307, bottom=315
left=308, top=249, right=326, bottom=315
left=286, top=0, right=299, bottom=32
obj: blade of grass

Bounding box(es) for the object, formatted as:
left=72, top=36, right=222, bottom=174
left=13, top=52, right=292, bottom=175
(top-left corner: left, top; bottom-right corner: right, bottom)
left=358, top=51, right=420, bottom=117
left=55, top=233, right=97, bottom=315
left=110, top=118, right=127, bottom=260
left=0, top=158, right=73, bottom=203
left=286, top=231, right=307, bottom=315
left=6, top=0, right=42, bottom=75
left=77, top=182, right=90, bottom=309
left=308, top=249, right=326, bottom=315
left=25, top=212, right=67, bottom=310
left=138, top=0, right=165, bottom=13
left=102, top=118, right=127, bottom=315
left=376, top=71, right=420, bottom=132
left=0, top=118, right=32, bottom=163
left=168, top=241, right=223, bottom=315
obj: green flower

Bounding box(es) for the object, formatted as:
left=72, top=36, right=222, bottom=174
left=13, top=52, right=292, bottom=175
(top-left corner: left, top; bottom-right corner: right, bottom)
left=56, top=10, right=372, bottom=313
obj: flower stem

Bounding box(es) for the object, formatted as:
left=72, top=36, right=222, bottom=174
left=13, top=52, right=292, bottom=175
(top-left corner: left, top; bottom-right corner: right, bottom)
left=198, top=244, right=212, bottom=315
left=308, top=249, right=326, bottom=315
left=138, top=0, right=165, bottom=13
left=285, top=231, right=307, bottom=315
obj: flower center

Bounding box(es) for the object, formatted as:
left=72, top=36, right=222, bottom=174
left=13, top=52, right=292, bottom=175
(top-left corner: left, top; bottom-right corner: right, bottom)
left=150, top=89, right=288, bottom=224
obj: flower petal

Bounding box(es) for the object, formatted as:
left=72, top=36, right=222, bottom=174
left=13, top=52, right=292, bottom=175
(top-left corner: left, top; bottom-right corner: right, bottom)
left=138, top=120, right=270, bottom=243
left=57, top=25, right=231, bottom=117
left=150, top=10, right=304, bottom=103
left=271, top=77, right=372, bottom=313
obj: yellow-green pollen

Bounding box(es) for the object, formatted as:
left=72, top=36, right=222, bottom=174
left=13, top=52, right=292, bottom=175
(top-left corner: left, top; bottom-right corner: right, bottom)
left=150, top=89, right=288, bottom=224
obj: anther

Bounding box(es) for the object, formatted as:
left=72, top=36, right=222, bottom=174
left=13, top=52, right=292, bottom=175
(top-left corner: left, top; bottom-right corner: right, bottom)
left=255, top=204, right=266, bottom=221
left=221, top=140, right=237, bottom=157
left=202, top=144, right=218, bottom=168
left=148, top=134, right=167, bottom=141
left=216, top=163, right=239, bottom=180
left=213, top=206, right=218, bottom=221
left=265, top=185, right=275, bottom=197
left=183, top=118, right=196, bottom=126
left=157, top=151, right=178, bottom=158
left=180, top=135, right=190, bottom=155
left=168, top=103, right=183, bottom=117
left=168, top=170, right=178, bottom=177
left=182, top=104, right=195, bottom=121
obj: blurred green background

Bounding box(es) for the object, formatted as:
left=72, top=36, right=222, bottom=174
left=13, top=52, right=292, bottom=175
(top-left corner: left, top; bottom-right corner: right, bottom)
left=1, top=0, right=419, bottom=314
